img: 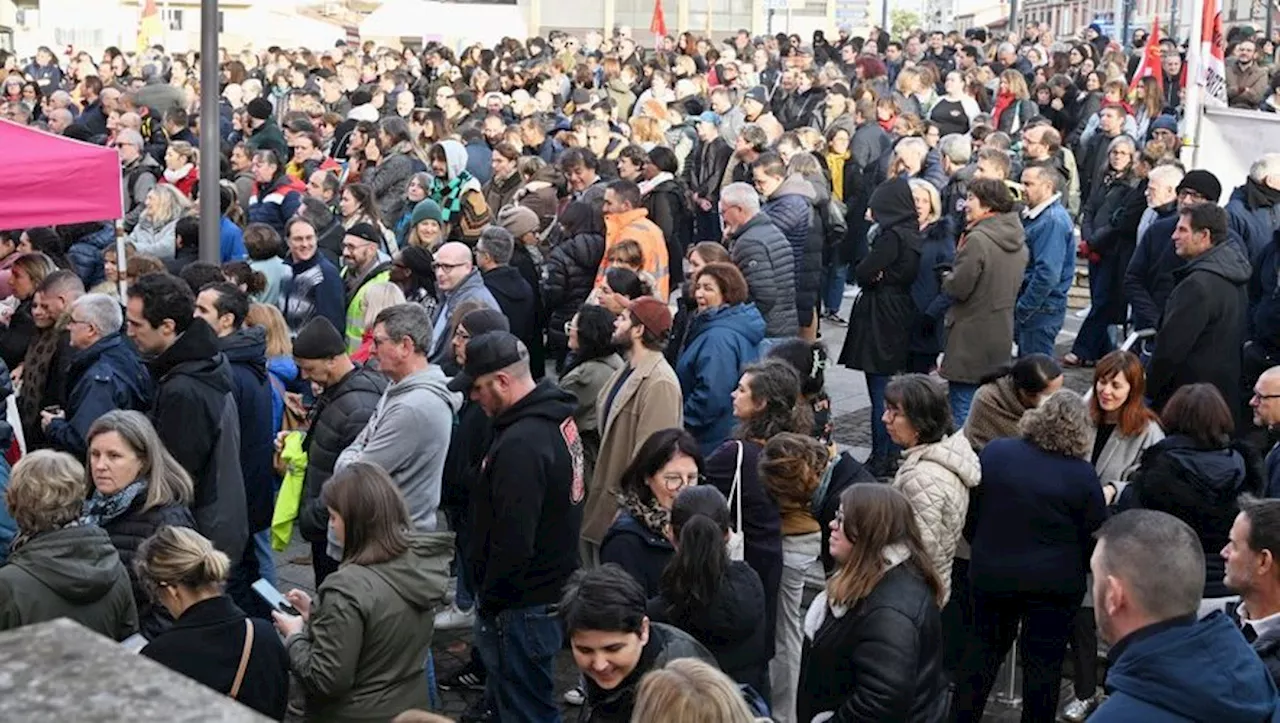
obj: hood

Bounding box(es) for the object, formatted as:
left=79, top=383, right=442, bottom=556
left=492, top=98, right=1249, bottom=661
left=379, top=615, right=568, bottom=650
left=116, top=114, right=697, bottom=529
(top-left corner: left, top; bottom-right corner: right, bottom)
left=267, top=355, right=298, bottom=384
left=1106, top=613, right=1280, bottom=722
left=10, top=525, right=128, bottom=603
left=1180, top=239, right=1252, bottom=286
left=690, top=303, right=767, bottom=346
left=363, top=531, right=454, bottom=611
left=150, top=319, right=229, bottom=391
left=771, top=173, right=817, bottom=202
left=439, top=139, right=468, bottom=180
left=804, top=173, right=832, bottom=205
left=915, top=431, right=981, bottom=488
left=218, top=325, right=268, bottom=382
left=387, top=365, right=462, bottom=414
left=869, top=176, right=918, bottom=230
left=1149, top=435, right=1248, bottom=498
left=493, top=378, right=577, bottom=431
left=972, top=212, right=1027, bottom=253
left=483, top=266, right=533, bottom=305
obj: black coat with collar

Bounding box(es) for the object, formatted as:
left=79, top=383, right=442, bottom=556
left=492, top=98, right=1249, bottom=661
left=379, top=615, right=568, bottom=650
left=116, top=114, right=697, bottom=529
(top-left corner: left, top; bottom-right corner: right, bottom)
left=141, top=595, right=289, bottom=720
left=102, top=498, right=195, bottom=640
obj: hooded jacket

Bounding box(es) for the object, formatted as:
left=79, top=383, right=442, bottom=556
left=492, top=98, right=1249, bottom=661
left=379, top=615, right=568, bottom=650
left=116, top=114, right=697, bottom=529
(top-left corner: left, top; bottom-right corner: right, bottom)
left=729, top=212, right=799, bottom=338
left=1228, top=182, right=1280, bottom=262
left=0, top=525, right=138, bottom=641
left=45, top=333, right=153, bottom=458
left=148, top=319, right=248, bottom=565
left=219, top=326, right=277, bottom=534
left=366, top=141, right=419, bottom=223
left=335, top=366, right=459, bottom=534
left=470, top=380, right=584, bottom=617
left=126, top=214, right=180, bottom=259
left=677, top=303, right=765, bottom=456
left=286, top=532, right=453, bottom=722
left=1092, top=612, right=1280, bottom=722
left=1149, top=240, right=1251, bottom=414
left=892, top=432, right=980, bottom=603
left=581, top=623, right=718, bottom=723
left=482, top=265, right=538, bottom=352
left=434, top=139, right=492, bottom=245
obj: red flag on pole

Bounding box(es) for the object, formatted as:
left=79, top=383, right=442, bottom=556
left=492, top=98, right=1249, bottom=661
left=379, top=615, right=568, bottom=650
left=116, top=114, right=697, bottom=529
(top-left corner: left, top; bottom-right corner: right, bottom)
left=1129, top=16, right=1163, bottom=94
left=650, top=0, right=668, bottom=38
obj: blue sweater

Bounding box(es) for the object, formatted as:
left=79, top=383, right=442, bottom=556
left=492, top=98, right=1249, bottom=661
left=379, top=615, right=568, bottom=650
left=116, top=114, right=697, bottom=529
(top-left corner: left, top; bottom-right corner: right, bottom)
left=1016, top=199, right=1075, bottom=322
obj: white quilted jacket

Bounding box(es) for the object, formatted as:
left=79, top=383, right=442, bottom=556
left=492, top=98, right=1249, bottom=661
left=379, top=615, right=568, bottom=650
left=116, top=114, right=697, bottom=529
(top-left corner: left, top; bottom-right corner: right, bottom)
left=892, top=431, right=981, bottom=604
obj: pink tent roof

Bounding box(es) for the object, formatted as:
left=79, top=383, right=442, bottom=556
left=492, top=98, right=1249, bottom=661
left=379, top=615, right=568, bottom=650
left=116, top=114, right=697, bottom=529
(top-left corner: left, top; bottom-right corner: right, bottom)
left=0, top=118, right=124, bottom=229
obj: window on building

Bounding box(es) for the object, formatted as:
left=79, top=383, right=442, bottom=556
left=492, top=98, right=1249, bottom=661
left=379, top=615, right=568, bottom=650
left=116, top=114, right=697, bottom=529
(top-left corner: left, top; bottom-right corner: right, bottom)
left=163, top=8, right=183, bottom=31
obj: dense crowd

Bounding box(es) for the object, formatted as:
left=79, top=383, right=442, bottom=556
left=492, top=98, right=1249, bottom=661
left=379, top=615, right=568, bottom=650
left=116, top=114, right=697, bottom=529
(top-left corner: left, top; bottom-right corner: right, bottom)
left=3, top=16, right=1280, bottom=723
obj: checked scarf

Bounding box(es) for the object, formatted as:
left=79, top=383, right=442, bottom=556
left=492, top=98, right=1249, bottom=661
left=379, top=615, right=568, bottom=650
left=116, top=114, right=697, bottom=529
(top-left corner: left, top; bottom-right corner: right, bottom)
left=428, top=170, right=477, bottom=224
left=81, top=479, right=148, bottom=527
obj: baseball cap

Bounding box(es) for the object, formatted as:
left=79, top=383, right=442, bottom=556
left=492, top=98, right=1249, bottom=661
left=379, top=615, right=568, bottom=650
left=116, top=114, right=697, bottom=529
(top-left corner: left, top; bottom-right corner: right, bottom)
left=448, top=331, right=528, bottom=393
left=628, top=296, right=673, bottom=336
left=345, top=222, right=381, bottom=246
left=695, top=110, right=721, bottom=125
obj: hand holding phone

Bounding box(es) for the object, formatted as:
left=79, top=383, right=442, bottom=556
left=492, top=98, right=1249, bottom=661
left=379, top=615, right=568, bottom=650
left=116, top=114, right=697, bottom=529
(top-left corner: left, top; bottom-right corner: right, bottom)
left=252, top=578, right=301, bottom=617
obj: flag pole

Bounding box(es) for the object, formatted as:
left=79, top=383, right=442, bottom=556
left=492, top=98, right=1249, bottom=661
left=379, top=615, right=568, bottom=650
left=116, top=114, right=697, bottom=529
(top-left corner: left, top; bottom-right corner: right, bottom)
left=1183, top=0, right=1205, bottom=169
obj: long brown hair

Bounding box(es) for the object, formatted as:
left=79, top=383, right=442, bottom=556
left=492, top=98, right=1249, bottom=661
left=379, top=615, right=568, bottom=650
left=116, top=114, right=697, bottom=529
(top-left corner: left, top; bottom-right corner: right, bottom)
left=320, top=462, right=411, bottom=566
left=827, top=484, right=944, bottom=608
left=1089, top=350, right=1159, bottom=437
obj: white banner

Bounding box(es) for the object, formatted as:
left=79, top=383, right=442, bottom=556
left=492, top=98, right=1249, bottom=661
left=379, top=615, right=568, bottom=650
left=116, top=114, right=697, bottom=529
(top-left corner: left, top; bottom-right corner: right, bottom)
left=1195, top=107, right=1280, bottom=194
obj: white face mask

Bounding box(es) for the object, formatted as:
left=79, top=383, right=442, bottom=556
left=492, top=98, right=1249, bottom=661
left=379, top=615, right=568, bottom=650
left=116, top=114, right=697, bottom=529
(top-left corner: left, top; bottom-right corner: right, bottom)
left=327, top=519, right=344, bottom=562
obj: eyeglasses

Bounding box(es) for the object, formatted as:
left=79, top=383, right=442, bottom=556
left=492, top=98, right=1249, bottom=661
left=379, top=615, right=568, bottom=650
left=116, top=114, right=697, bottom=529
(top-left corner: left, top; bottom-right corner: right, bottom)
left=453, top=327, right=471, bottom=340
left=1178, top=189, right=1206, bottom=202
left=660, top=473, right=703, bottom=490
left=1254, top=392, right=1280, bottom=401
left=436, top=261, right=469, bottom=271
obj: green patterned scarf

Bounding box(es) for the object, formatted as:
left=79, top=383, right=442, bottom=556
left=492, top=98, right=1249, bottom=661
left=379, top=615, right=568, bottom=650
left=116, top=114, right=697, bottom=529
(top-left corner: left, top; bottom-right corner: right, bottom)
left=429, top=170, right=476, bottom=224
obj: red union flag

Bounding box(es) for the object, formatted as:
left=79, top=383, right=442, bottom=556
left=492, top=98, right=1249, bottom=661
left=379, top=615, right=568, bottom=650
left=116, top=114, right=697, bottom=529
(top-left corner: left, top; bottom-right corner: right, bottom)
left=1129, top=16, right=1163, bottom=94
left=1199, top=0, right=1228, bottom=106
left=650, top=0, right=668, bottom=38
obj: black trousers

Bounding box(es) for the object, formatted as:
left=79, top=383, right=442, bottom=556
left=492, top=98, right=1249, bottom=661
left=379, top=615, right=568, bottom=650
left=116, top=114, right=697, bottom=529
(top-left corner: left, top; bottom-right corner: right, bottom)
left=311, top=537, right=340, bottom=587
left=952, top=590, right=1078, bottom=723
left=1067, top=606, right=1098, bottom=699
left=941, top=557, right=972, bottom=678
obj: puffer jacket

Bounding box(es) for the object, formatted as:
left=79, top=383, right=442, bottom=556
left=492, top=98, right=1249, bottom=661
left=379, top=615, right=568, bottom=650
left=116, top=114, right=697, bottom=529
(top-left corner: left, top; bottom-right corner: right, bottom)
left=126, top=215, right=180, bottom=259
left=891, top=432, right=980, bottom=604
left=1226, top=182, right=1280, bottom=262
left=544, top=231, right=606, bottom=355
left=728, top=213, right=798, bottom=338
left=66, top=223, right=117, bottom=288
left=643, top=176, right=694, bottom=267
left=764, top=174, right=817, bottom=325
left=676, top=303, right=766, bottom=456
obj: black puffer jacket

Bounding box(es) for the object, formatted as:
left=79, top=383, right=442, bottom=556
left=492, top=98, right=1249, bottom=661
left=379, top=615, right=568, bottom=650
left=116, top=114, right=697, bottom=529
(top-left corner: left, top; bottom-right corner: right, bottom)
left=297, top=366, right=389, bottom=541
left=644, top=177, right=694, bottom=266
left=543, top=231, right=605, bottom=354
left=103, top=498, right=196, bottom=640
left=728, top=213, right=798, bottom=338
left=798, top=563, right=949, bottom=723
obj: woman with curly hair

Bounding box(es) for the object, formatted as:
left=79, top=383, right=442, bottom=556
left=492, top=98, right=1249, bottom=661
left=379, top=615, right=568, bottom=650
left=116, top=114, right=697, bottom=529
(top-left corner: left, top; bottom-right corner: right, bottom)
left=954, top=390, right=1106, bottom=723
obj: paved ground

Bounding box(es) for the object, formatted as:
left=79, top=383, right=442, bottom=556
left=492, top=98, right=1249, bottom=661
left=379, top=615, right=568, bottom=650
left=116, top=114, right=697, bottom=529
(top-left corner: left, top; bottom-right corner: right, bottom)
left=272, top=294, right=1096, bottom=721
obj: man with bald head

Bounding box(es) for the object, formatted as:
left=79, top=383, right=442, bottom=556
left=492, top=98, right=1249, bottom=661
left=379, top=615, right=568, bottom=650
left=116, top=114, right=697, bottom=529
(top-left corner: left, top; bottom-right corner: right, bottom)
left=428, top=242, right=499, bottom=366
left=1252, top=367, right=1280, bottom=497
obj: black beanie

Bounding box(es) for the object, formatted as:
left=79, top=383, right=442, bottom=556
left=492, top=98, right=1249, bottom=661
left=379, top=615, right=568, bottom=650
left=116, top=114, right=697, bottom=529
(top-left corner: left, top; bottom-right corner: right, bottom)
left=293, top=316, right=347, bottom=359
left=247, top=97, right=273, bottom=121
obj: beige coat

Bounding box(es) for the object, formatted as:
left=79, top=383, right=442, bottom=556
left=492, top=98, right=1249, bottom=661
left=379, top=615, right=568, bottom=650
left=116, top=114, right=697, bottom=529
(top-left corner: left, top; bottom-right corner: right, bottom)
left=581, top=352, right=683, bottom=545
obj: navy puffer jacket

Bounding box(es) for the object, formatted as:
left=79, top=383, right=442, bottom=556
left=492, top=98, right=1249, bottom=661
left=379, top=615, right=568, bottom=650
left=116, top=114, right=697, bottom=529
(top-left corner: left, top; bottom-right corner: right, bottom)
left=66, top=223, right=117, bottom=288
left=543, top=231, right=605, bottom=352
left=763, top=174, right=816, bottom=326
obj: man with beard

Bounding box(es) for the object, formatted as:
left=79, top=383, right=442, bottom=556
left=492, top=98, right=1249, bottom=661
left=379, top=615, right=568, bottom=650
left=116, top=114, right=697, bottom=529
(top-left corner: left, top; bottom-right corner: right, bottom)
left=1088, top=510, right=1280, bottom=721
left=338, top=223, right=392, bottom=352
left=1227, top=40, right=1270, bottom=109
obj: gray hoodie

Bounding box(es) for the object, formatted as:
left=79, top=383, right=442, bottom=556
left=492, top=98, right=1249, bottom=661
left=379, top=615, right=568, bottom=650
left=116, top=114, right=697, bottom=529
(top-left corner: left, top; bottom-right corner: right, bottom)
left=335, top=365, right=461, bottom=532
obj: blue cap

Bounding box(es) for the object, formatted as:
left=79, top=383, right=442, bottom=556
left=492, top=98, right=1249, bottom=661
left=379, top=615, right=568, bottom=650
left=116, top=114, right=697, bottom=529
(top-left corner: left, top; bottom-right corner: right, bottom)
left=695, top=110, right=720, bottom=125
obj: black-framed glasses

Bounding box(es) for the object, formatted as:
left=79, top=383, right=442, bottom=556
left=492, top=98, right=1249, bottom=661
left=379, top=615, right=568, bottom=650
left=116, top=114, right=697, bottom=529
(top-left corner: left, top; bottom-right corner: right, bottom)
left=1254, top=392, right=1280, bottom=401
left=660, top=473, right=703, bottom=491
left=436, top=261, right=469, bottom=271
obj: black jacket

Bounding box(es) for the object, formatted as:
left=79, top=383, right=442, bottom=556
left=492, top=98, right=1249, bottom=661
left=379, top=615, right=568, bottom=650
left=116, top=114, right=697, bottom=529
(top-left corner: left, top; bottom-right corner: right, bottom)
left=582, top=622, right=718, bottom=723
left=1148, top=240, right=1251, bottom=414
left=148, top=319, right=248, bottom=564
left=1118, top=435, right=1264, bottom=598
left=644, top=177, right=694, bottom=266
left=219, top=326, right=276, bottom=533
left=543, top=231, right=605, bottom=353
left=1122, top=203, right=1180, bottom=331
left=483, top=265, right=538, bottom=351
left=689, top=136, right=732, bottom=202
left=103, top=498, right=196, bottom=640
left=45, top=333, right=152, bottom=458
left=647, top=560, right=770, bottom=694
left=142, top=595, right=289, bottom=721
left=729, top=212, right=798, bottom=338
left=816, top=452, right=879, bottom=573
left=798, top=564, right=949, bottom=723
left=599, top=510, right=673, bottom=598
left=442, top=400, right=492, bottom=513
left=469, top=380, right=584, bottom=617
left=298, top=366, right=388, bottom=541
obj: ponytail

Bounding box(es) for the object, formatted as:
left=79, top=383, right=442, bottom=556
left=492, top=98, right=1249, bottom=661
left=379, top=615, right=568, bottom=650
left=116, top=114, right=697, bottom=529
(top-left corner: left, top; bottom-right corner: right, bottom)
left=659, top=513, right=729, bottom=617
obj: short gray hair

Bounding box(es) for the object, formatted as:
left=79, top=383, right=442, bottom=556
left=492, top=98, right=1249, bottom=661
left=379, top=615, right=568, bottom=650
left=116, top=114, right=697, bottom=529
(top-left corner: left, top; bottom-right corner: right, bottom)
left=1096, top=509, right=1205, bottom=621
left=1148, top=164, right=1185, bottom=188
left=720, top=182, right=760, bottom=214
left=1250, top=153, right=1280, bottom=183
left=1107, top=134, right=1137, bottom=155
left=938, top=133, right=973, bottom=166
left=997, top=42, right=1016, bottom=56
left=1019, top=389, right=1092, bottom=458
left=374, top=303, right=434, bottom=355
left=73, top=293, right=123, bottom=336
left=476, top=226, right=515, bottom=266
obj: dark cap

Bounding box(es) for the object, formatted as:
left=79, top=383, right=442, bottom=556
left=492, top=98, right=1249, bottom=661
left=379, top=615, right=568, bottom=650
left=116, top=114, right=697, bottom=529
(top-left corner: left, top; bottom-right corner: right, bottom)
left=247, top=97, right=273, bottom=121
left=627, top=296, right=672, bottom=336
left=1177, top=169, right=1222, bottom=203
left=744, top=86, right=768, bottom=106
left=293, top=316, right=347, bottom=360
left=447, top=331, right=526, bottom=393
left=459, top=308, right=510, bottom=337
left=350, top=89, right=373, bottom=107
left=345, top=222, right=381, bottom=245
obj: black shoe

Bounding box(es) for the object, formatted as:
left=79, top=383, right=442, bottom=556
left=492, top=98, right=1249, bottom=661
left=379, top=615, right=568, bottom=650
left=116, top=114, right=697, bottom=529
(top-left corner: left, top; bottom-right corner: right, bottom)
left=824, top=311, right=848, bottom=326
left=459, top=698, right=496, bottom=723
left=441, top=660, right=487, bottom=692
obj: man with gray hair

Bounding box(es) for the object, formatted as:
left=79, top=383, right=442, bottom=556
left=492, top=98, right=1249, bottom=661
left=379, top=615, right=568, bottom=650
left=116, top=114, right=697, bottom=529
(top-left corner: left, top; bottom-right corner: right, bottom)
left=42, top=293, right=152, bottom=457
left=1226, top=152, right=1280, bottom=261
left=720, top=181, right=798, bottom=342
left=336, top=303, right=461, bottom=536
left=938, top=133, right=974, bottom=227
left=1089, top=509, right=1280, bottom=721
left=45, top=107, right=74, bottom=135
left=477, top=227, right=537, bottom=369
left=117, top=127, right=162, bottom=231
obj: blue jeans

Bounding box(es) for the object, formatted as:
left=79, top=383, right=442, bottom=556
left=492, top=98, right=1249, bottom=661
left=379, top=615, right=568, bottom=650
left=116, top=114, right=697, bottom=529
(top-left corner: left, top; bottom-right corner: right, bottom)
left=1016, top=306, right=1066, bottom=358
left=866, top=373, right=900, bottom=464
left=449, top=507, right=475, bottom=611
left=474, top=604, right=563, bottom=723
left=1071, top=260, right=1118, bottom=362
left=253, top=530, right=276, bottom=586
left=822, top=262, right=850, bottom=315
left=949, top=382, right=980, bottom=427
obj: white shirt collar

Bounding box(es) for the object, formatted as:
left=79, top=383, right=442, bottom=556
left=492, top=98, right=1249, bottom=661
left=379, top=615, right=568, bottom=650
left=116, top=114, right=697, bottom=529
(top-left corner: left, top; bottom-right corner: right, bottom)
left=1023, top=192, right=1062, bottom=220
left=1239, top=602, right=1280, bottom=640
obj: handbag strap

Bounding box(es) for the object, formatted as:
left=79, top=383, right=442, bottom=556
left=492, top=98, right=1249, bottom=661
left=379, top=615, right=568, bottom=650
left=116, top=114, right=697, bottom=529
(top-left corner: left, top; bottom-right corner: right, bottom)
left=230, top=618, right=254, bottom=700
left=729, top=441, right=744, bottom=533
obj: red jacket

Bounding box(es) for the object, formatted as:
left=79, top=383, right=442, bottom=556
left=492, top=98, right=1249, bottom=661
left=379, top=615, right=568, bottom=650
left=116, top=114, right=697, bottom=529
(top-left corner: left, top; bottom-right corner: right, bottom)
left=161, top=166, right=199, bottom=199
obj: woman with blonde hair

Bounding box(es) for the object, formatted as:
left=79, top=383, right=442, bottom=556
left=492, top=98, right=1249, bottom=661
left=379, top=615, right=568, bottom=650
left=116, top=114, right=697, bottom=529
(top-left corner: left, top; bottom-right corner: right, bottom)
left=908, top=179, right=955, bottom=373
left=1, top=251, right=57, bottom=370
left=126, top=184, right=191, bottom=258
left=351, top=282, right=407, bottom=365
left=245, top=302, right=301, bottom=434
left=993, top=69, right=1036, bottom=138
left=161, top=140, right=200, bottom=199
left=137, top=526, right=289, bottom=720
left=83, top=409, right=196, bottom=639
left=630, top=115, right=665, bottom=150
left=0, top=450, right=137, bottom=639
left=632, top=658, right=768, bottom=723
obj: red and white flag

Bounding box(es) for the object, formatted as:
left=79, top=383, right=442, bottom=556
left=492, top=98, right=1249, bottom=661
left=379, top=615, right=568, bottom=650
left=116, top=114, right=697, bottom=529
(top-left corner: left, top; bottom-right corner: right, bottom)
left=1129, top=16, right=1163, bottom=93
left=1198, top=0, right=1228, bottom=107
left=650, top=0, right=668, bottom=39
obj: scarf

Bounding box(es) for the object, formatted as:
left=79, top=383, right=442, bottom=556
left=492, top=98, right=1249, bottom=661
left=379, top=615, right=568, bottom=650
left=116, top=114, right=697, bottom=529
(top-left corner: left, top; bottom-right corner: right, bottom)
left=163, top=164, right=193, bottom=184
left=428, top=169, right=476, bottom=224
left=638, top=172, right=674, bottom=197
left=17, top=325, right=63, bottom=441
left=826, top=151, right=850, bottom=201
left=81, top=479, right=148, bottom=527
left=1245, top=177, right=1280, bottom=210
left=617, top=491, right=670, bottom=539
left=992, top=90, right=1016, bottom=128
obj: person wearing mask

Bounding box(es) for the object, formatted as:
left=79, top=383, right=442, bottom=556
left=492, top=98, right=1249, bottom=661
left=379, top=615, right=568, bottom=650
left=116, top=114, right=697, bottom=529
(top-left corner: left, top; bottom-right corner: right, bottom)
left=280, top=217, right=346, bottom=335
left=584, top=298, right=682, bottom=567
left=840, top=178, right=922, bottom=476
left=954, top=391, right=1106, bottom=723
left=0, top=450, right=137, bottom=640
left=426, top=138, right=492, bottom=246
left=427, top=242, right=498, bottom=365
left=1148, top=204, right=1251, bottom=414
left=676, top=262, right=765, bottom=456
left=798, top=484, right=949, bottom=723
left=1222, top=497, right=1280, bottom=683
left=451, top=331, right=584, bottom=723
left=125, top=273, right=247, bottom=569
left=646, top=486, right=770, bottom=696
left=719, top=182, right=799, bottom=343
left=939, top=178, right=1029, bottom=425
left=1227, top=40, right=1270, bottom=109
left=561, top=565, right=718, bottom=723
left=754, top=152, right=818, bottom=337
left=247, top=149, right=305, bottom=240
left=272, top=463, right=451, bottom=721
left=1015, top=164, right=1075, bottom=358
left=1089, top=510, right=1280, bottom=721
left=136, top=526, right=289, bottom=721
left=42, top=293, right=152, bottom=458
left=339, top=223, right=393, bottom=353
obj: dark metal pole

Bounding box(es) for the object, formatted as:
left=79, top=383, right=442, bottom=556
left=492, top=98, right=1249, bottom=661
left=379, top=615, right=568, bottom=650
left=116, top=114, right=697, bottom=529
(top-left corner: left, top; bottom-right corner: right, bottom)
left=1009, top=0, right=1018, bottom=39
left=198, top=0, right=220, bottom=264
left=1170, top=0, right=1179, bottom=43
left=883, top=0, right=890, bottom=34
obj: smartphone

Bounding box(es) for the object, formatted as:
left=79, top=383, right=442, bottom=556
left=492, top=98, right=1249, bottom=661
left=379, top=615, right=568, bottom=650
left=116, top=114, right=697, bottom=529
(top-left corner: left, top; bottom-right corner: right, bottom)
left=252, top=578, right=300, bottom=616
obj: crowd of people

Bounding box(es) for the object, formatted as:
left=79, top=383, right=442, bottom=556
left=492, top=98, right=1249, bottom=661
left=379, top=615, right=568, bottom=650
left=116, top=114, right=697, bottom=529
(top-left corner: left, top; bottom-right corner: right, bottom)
left=2, top=14, right=1280, bottom=723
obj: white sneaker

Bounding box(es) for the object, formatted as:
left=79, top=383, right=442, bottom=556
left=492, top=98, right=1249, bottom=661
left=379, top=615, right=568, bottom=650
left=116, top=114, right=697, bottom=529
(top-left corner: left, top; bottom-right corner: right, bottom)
left=434, top=603, right=475, bottom=631
left=563, top=685, right=585, bottom=706
left=1061, top=691, right=1103, bottom=722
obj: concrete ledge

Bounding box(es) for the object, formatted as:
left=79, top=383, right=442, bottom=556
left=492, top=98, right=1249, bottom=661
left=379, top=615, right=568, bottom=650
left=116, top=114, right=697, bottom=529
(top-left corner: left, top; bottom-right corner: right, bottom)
left=0, top=618, right=269, bottom=722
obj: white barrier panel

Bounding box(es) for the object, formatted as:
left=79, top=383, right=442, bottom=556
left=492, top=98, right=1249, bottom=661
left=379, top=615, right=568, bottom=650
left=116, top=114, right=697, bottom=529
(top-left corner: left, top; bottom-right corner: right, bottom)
left=1193, top=107, right=1280, bottom=190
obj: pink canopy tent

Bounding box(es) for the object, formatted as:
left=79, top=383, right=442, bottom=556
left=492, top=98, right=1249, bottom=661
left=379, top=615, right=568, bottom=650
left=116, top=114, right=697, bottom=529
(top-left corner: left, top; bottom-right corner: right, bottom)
left=0, top=118, right=124, bottom=229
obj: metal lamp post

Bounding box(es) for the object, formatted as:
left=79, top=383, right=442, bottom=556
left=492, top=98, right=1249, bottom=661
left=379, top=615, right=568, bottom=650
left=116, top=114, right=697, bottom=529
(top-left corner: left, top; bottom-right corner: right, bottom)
left=198, top=0, right=220, bottom=264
